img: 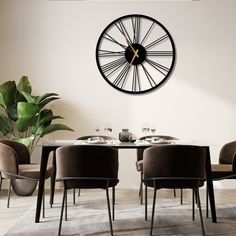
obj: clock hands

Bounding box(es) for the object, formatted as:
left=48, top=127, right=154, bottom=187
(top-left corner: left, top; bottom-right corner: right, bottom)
left=125, top=38, right=139, bottom=64
left=130, top=49, right=139, bottom=64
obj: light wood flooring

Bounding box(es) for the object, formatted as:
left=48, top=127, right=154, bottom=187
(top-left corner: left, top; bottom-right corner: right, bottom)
left=1, top=187, right=236, bottom=236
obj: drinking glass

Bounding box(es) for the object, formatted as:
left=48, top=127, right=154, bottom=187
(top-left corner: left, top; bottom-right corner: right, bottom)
left=95, top=125, right=100, bottom=137
left=150, top=124, right=156, bottom=134
left=104, top=123, right=112, bottom=139
left=142, top=122, right=150, bottom=136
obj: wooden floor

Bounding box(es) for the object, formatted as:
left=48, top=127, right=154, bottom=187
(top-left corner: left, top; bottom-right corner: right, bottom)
left=1, top=187, right=236, bottom=236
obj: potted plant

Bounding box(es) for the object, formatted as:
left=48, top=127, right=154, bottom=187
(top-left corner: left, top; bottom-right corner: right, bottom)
left=0, top=76, right=73, bottom=195
left=0, top=76, right=73, bottom=153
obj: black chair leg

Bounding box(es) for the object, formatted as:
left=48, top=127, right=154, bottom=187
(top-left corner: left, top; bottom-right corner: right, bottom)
left=73, top=188, right=76, bottom=205
left=150, top=187, right=157, bottom=236
left=78, top=188, right=80, bottom=197
left=145, top=185, right=148, bottom=221
left=196, top=188, right=205, bottom=236
left=206, top=185, right=209, bottom=218
left=7, top=179, right=12, bottom=208
left=58, top=187, right=67, bottom=236
left=192, top=189, right=195, bottom=221
left=0, top=173, right=2, bottom=191
left=65, top=189, right=68, bottom=221
left=180, top=188, right=183, bottom=204
left=106, top=188, right=113, bottom=236
left=173, top=188, right=176, bottom=197
left=140, top=172, right=144, bottom=205
left=112, top=186, right=115, bottom=221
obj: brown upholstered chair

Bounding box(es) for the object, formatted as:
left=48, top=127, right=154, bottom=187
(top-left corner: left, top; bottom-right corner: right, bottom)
left=136, top=135, right=178, bottom=204
left=206, top=140, right=236, bottom=217
left=56, top=145, right=119, bottom=236
left=0, top=140, right=54, bottom=215
left=143, top=145, right=206, bottom=235
left=67, top=135, right=116, bottom=204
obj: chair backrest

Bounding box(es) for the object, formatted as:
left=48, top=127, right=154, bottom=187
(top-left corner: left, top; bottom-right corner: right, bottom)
left=56, top=145, right=119, bottom=189
left=137, top=135, right=178, bottom=161
left=143, top=145, right=206, bottom=189
left=0, top=143, right=18, bottom=179
left=77, top=135, right=115, bottom=140
left=0, top=139, right=30, bottom=164
left=219, top=141, right=236, bottom=164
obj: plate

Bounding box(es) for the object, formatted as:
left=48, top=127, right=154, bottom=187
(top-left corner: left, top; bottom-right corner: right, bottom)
left=87, top=138, right=107, bottom=144
left=151, top=140, right=173, bottom=144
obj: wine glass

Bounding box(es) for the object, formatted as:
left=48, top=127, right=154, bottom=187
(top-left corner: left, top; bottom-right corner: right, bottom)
left=104, top=123, right=112, bottom=139
left=95, top=125, right=100, bottom=137
left=150, top=124, right=156, bottom=134
left=142, top=122, right=150, bottom=136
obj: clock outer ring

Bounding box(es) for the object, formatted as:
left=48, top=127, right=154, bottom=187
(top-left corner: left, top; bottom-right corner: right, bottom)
left=96, top=14, right=176, bottom=94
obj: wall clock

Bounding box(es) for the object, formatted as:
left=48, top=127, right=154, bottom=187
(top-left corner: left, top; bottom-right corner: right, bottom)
left=96, top=14, right=176, bottom=94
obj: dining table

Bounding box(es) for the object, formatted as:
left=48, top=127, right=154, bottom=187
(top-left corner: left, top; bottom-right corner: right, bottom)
left=35, top=139, right=217, bottom=224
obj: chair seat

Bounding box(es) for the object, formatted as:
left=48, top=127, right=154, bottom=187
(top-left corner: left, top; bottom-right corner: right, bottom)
left=136, top=160, right=143, bottom=172
left=211, top=164, right=235, bottom=179
left=18, top=164, right=54, bottom=179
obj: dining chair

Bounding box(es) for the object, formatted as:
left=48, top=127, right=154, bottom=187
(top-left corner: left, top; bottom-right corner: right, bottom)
left=136, top=135, right=179, bottom=204
left=56, top=145, right=119, bottom=236
left=0, top=140, right=54, bottom=216
left=67, top=135, right=116, bottom=204
left=206, top=140, right=236, bottom=217
left=143, top=145, right=206, bottom=235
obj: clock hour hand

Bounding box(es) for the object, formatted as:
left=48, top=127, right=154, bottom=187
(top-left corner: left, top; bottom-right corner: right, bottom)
left=126, top=38, right=139, bottom=58
left=130, top=49, right=139, bottom=64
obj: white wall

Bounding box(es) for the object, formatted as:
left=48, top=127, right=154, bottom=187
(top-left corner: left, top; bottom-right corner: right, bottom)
left=0, top=0, right=236, bottom=189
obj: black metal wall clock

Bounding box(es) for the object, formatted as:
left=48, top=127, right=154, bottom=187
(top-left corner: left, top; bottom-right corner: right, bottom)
left=96, top=14, right=176, bottom=94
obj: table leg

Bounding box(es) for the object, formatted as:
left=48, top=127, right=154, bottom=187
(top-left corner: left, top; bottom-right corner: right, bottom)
left=205, top=146, right=217, bottom=223
left=35, top=146, right=55, bottom=223
left=50, top=151, right=57, bottom=207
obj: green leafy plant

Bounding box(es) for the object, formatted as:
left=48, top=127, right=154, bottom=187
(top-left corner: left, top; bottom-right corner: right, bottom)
left=0, top=76, right=73, bottom=153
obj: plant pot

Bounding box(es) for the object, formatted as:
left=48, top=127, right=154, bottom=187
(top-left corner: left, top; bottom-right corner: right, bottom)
left=12, top=179, right=37, bottom=196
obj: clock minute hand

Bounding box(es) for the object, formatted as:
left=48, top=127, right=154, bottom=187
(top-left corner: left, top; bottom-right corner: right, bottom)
left=130, top=49, right=139, bottom=64
left=126, top=39, right=139, bottom=58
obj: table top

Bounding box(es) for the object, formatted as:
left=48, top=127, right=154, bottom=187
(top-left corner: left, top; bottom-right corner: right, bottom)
left=40, top=139, right=212, bottom=148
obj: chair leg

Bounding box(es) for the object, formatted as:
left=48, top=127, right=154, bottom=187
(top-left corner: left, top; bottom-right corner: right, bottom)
left=58, top=187, right=67, bottom=236
left=180, top=188, right=183, bottom=204
left=7, top=179, right=12, bottom=208
left=150, top=187, right=157, bottom=236
left=206, top=184, right=209, bottom=218
left=106, top=188, right=113, bottom=236
left=140, top=172, right=144, bottom=205
left=78, top=188, right=80, bottom=197
left=0, top=172, right=2, bottom=191
left=73, top=188, right=76, bottom=205
left=145, top=185, right=148, bottom=221
left=196, top=188, right=205, bottom=236
left=192, top=189, right=195, bottom=221
left=65, top=189, right=68, bottom=221
left=112, top=186, right=115, bottom=221
left=173, top=188, right=176, bottom=197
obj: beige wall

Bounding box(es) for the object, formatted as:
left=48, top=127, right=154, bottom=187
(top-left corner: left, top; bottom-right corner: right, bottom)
left=0, top=0, right=236, bottom=188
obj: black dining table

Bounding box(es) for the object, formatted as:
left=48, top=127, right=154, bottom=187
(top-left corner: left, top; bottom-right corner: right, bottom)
left=35, top=140, right=217, bottom=223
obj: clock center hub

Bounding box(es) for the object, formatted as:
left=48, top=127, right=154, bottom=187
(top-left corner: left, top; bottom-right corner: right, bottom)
left=125, top=44, right=146, bottom=65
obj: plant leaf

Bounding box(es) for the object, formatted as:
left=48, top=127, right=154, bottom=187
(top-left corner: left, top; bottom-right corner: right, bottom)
left=17, top=102, right=39, bottom=118
left=20, top=91, right=35, bottom=103
left=0, top=81, right=17, bottom=108
left=35, top=93, right=59, bottom=104
left=40, top=124, right=74, bottom=137
left=17, top=76, right=32, bottom=94
left=0, top=114, right=13, bottom=136
left=16, top=117, right=36, bottom=132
